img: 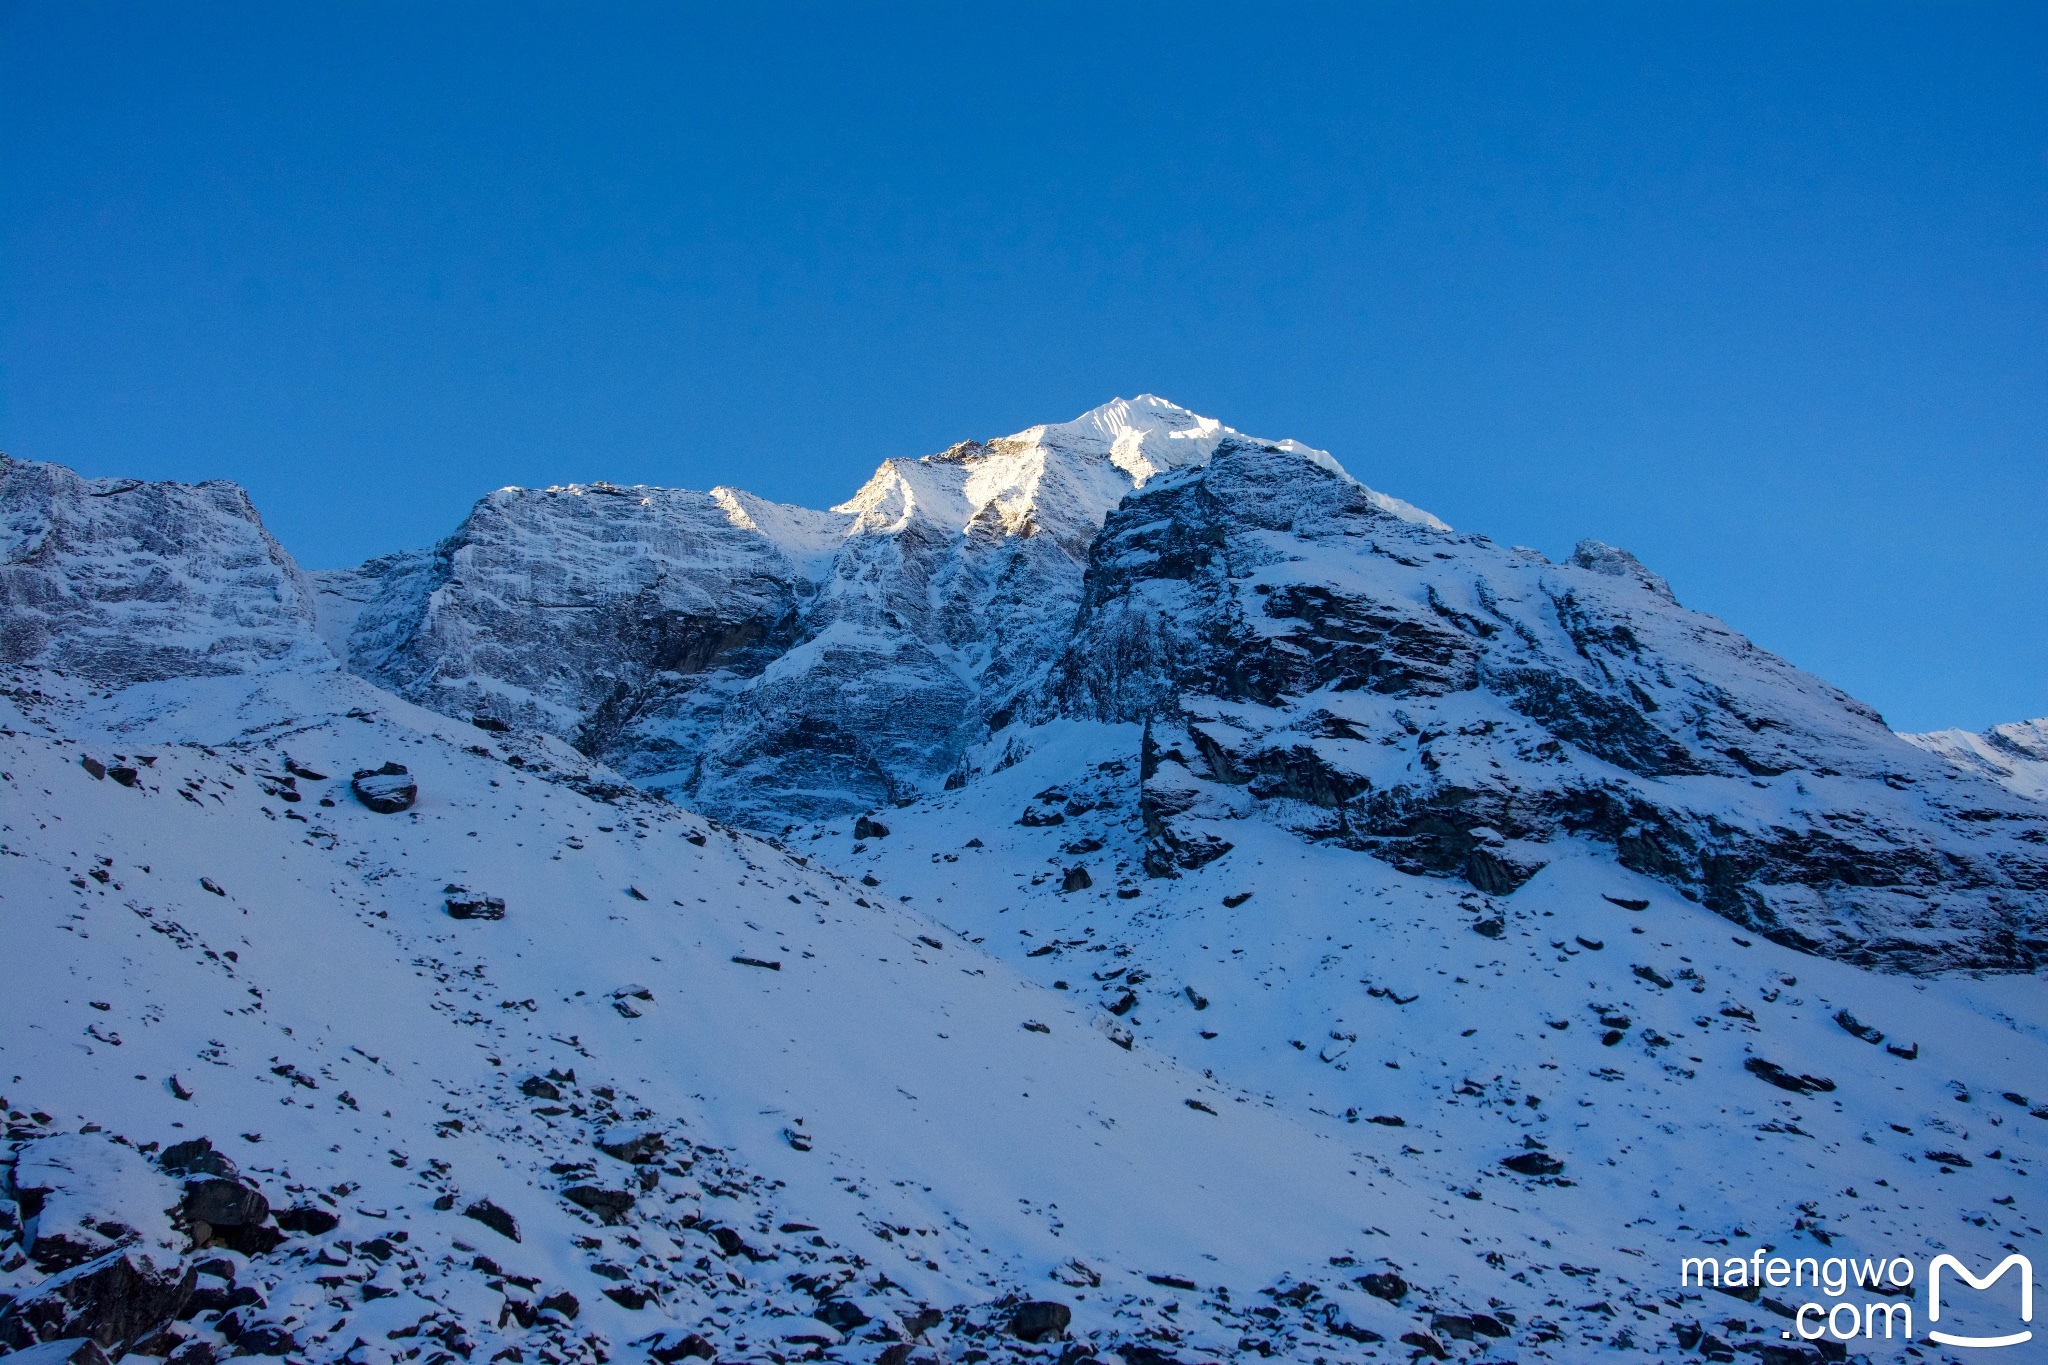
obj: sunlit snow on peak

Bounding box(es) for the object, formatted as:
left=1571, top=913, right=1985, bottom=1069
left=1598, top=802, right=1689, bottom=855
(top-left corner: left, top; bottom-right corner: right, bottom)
left=1022, top=394, right=1450, bottom=531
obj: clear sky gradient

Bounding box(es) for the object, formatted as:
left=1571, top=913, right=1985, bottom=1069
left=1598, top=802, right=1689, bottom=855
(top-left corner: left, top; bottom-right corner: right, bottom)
left=3, top=2, right=2042, bottom=733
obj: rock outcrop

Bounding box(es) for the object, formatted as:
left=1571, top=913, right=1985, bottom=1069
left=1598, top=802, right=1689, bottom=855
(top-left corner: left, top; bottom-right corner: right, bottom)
left=1036, top=439, right=2047, bottom=971
left=1, top=456, right=324, bottom=685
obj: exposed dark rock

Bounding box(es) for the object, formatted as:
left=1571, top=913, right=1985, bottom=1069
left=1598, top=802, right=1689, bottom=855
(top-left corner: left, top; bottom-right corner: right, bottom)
left=1500, top=1152, right=1565, bottom=1176
left=179, top=1274, right=260, bottom=1319
left=703, top=1225, right=764, bottom=1260
left=0, top=1250, right=196, bottom=1357
left=854, top=815, right=891, bottom=840
left=158, top=1139, right=235, bottom=1179
left=462, top=1199, right=520, bottom=1242
left=594, top=1128, right=665, bottom=1165
left=351, top=763, right=416, bottom=813
left=1744, top=1058, right=1836, bottom=1095
left=1356, top=1272, right=1406, bottom=1302
left=272, top=1205, right=337, bottom=1236
left=562, top=1187, right=634, bottom=1224
left=1398, top=1331, right=1449, bottom=1360
left=518, top=1076, right=561, bottom=1101
left=445, top=889, right=507, bottom=920
left=1114, top=1346, right=1179, bottom=1365
left=218, top=1308, right=297, bottom=1355
left=814, top=1299, right=870, bottom=1333
left=649, top=1333, right=714, bottom=1361
left=1007, top=1301, right=1071, bottom=1342
left=181, top=1178, right=267, bottom=1229
left=214, top=1222, right=283, bottom=1256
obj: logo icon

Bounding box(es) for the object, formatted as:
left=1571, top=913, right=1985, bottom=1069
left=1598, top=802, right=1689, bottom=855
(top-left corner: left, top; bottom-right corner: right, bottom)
left=1929, top=1253, right=2033, bottom=1349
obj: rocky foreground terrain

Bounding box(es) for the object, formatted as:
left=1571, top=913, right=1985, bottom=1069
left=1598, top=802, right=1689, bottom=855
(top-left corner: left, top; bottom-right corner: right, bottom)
left=3, top=399, right=2045, bottom=1365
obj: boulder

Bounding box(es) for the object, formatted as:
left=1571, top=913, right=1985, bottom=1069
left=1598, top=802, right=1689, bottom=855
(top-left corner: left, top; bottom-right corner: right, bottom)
left=444, top=890, right=506, bottom=920
left=1008, top=1301, right=1071, bottom=1343
left=272, top=1206, right=338, bottom=1236
left=1499, top=1151, right=1565, bottom=1177
left=157, top=1140, right=234, bottom=1181
left=562, top=1187, right=635, bottom=1224
left=350, top=764, right=416, bottom=813
left=813, top=1300, right=869, bottom=1333
left=593, top=1127, right=665, bottom=1165
left=0, top=1249, right=196, bottom=1356
left=13, top=1135, right=184, bottom=1274
left=216, top=1308, right=296, bottom=1356
left=1357, top=1272, right=1407, bottom=1302
left=854, top=815, right=890, bottom=840
left=462, top=1199, right=520, bottom=1243
left=179, top=1179, right=266, bottom=1230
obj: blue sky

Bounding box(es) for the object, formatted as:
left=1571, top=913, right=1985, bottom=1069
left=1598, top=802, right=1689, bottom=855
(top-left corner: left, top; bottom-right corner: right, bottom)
left=2, top=2, right=2042, bottom=733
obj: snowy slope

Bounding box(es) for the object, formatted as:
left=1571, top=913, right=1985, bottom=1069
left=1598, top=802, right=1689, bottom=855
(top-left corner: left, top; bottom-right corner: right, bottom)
left=1902, top=719, right=2048, bottom=804
left=2, top=662, right=1686, bottom=1365
left=833, top=720, right=2048, bottom=1351
left=7, top=405, right=2048, bottom=1365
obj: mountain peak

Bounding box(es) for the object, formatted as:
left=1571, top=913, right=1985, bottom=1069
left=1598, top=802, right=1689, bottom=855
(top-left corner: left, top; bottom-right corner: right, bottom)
left=1018, top=396, right=1450, bottom=530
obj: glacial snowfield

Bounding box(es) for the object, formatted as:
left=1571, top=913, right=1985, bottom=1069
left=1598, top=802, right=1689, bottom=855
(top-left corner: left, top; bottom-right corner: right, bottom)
left=3, top=398, right=2046, bottom=1365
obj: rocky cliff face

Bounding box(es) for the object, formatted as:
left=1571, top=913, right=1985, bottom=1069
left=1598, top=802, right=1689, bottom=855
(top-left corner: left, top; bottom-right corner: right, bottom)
left=14, top=397, right=2043, bottom=976
left=1036, top=439, right=2048, bottom=972
left=313, top=483, right=838, bottom=795
left=317, top=397, right=1435, bottom=826
left=1, top=455, right=323, bottom=685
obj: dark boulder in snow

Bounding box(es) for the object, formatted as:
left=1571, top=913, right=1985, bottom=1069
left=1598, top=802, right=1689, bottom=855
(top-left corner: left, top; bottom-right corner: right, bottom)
left=351, top=763, right=416, bottom=813
left=462, top=1199, right=520, bottom=1242
left=0, top=1249, right=196, bottom=1357
left=1356, top=1272, right=1407, bottom=1302
left=1008, top=1300, right=1071, bottom=1342
left=562, top=1186, right=635, bottom=1224
left=853, top=815, right=890, bottom=840
left=157, top=1139, right=234, bottom=1180
left=272, top=1206, right=338, bottom=1236
left=594, top=1126, right=665, bottom=1165
left=179, top=1178, right=267, bottom=1230
left=813, top=1299, right=869, bottom=1333
left=444, top=888, right=507, bottom=920
left=217, top=1307, right=297, bottom=1355
left=1499, top=1152, right=1565, bottom=1177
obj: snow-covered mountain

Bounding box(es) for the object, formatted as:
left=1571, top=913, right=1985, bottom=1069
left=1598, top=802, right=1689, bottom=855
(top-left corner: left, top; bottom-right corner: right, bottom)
left=1902, top=718, right=2048, bottom=804
left=307, top=399, right=2046, bottom=974
left=4, top=403, right=2047, bottom=1365
left=311, top=399, right=1443, bottom=829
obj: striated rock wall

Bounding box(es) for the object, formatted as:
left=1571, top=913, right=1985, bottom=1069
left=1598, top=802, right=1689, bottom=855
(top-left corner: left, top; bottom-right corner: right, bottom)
left=1038, top=440, right=2048, bottom=972
left=1, top=456, right=324, bottom=685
